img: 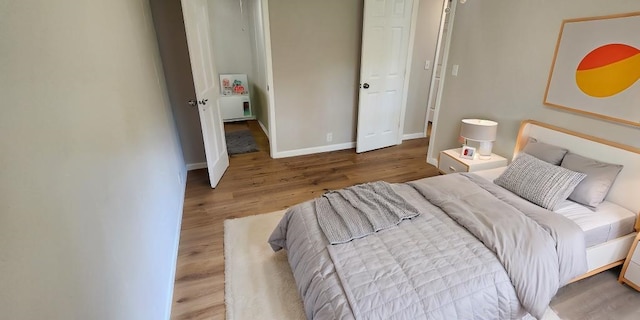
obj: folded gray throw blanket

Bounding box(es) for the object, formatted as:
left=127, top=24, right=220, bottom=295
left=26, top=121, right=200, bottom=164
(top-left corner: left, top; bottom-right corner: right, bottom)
left=315, top=181, right=420, bottom=244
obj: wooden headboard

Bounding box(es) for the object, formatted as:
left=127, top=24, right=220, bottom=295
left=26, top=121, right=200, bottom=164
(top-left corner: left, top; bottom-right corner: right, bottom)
left=512, top=120, right=640, bottom=218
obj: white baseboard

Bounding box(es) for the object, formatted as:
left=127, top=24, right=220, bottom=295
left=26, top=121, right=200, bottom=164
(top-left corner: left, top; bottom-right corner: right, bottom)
left=258, top=120, right=269, bottom=140
left=427, top=156, right=438, bottom=167
left=402, top=132, right=426, bottom=140
left=273, top=142, right=355, bottom=159
left=186, top=162, right=207, bottom=171
left=164, top=170, right=187, bottom=320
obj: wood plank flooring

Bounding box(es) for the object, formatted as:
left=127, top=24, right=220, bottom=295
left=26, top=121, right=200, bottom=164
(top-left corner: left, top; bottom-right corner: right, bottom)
left=551, top=266, right=640, bottom=320
left=170, top=121, right=439, bottom=319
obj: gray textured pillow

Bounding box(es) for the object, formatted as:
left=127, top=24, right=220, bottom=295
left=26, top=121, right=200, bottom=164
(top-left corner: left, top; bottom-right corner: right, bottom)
left=494, top=153, right=587, bottom=210
left=560, top=152, right=623, bottom=208
left=522, top=138, right=568, bottom=165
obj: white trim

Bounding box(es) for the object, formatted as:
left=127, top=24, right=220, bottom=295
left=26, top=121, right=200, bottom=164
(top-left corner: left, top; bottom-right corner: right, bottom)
left=258, top=119, right=269, bottom=140
left=262, top=0, right=278, bottom=158
left=186, top=162, right=207, bottom=170
left=396, top=0, right=420, bottom=145
left=224, top=116, right=256, bottom=122
left=402, top=132, right=426, bottom=140
left=163, top=168, right=186, bottom=320
left=424, top=0, right=449, bottom=135
left=426, top=0, right=457, bottom=167
left=273, top=142, right=355, bottom=159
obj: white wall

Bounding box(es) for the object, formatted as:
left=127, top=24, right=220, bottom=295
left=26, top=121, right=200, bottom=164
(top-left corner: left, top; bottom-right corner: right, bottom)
left=432, top=0, right=640, bottom=162
left=0, top=0, right=185, bottom=319
left=210, top=0, right=255, bottom=76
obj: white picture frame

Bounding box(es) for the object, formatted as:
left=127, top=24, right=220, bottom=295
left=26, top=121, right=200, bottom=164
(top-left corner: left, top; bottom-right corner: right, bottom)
left=460, top=146, right=476, bottom=160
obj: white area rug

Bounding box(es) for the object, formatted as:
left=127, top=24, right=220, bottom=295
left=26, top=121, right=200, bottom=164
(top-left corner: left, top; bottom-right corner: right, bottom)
left=224, top=210, right=562, bottom=320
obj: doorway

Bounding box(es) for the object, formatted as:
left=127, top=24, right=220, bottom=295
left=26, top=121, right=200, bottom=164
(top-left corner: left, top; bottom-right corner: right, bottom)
left=209, top=0, right=272, bottom=156
left=426, top=0, right=457, bottom=166
left=423, top=0, right=452, bottom=145
left=149, top=0, right=274, bottom=176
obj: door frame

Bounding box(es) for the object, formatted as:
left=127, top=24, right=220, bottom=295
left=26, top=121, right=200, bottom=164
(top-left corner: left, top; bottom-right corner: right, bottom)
left=262, top=0, right=278, bottom=159
left=423, top=0, right=449, bottom=135
left=426, top=0, right=457, bottom=166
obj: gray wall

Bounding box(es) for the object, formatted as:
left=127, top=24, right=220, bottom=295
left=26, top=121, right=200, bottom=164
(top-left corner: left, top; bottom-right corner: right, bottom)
left=404, top=0, right=446, bottom=136
left=0, top=0, right=185, bottom=318
left=150, top=0, right=207, bottom=166
left=433, top=0, right=640, bottom=161
left=269, top=0, right=363, bottom=152
left=269, top=0, right=444, bottom=153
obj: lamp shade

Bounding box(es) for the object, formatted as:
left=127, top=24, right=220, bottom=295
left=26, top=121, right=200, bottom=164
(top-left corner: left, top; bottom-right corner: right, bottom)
left=460, top=119, right=498, bottom=141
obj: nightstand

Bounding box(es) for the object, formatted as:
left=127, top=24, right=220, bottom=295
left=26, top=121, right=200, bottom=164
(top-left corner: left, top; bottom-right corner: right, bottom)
left=438, top=148, right=508, bottom=174
left=619, top=232, right=640, bottom=291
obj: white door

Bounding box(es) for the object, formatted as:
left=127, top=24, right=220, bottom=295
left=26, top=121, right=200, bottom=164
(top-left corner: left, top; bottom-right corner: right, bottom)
left=356, top=0, right=415, bottom=153
left=182, top=0, right=229, bottom=188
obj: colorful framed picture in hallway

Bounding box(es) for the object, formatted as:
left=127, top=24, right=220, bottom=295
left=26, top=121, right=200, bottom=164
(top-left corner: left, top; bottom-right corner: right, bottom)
left=544, top=12, right=640, bottom=127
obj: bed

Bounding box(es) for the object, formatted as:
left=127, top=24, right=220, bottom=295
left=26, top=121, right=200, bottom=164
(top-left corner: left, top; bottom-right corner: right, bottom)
left=269, top=120, right=640, bottom=320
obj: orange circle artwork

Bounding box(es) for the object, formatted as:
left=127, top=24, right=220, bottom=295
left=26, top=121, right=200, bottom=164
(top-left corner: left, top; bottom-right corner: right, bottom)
left=575, top=43, right=640, bottom=98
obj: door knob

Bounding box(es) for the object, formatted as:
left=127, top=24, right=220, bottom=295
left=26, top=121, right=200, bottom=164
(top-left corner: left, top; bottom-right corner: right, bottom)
left=362, top=83, right=370, bottom=89
left=188, top=99, right=208, bottom=106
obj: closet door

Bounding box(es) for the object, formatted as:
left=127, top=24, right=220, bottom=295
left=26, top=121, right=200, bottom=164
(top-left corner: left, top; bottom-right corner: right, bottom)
left=356, top=0, right=416, bottom=153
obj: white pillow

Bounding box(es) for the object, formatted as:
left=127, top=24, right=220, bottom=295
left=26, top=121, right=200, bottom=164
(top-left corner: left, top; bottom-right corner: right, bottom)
left=494, top=153, right=587, bottom=210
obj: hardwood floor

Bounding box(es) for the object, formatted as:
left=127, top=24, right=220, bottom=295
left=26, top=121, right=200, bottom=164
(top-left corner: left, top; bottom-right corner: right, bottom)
left=170, top=122, right=439, bottom=319
left=551, top=266, right=640, bottom=320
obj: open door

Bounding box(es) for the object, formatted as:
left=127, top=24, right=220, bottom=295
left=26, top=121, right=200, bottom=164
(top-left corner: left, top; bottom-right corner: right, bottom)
left=356, top=0, right=416, bottom=153
left=181, top=0, right=229, bottom=188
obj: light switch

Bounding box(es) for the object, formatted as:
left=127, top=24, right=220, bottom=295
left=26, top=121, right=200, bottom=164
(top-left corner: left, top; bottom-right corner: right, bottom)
left=424, top=60, right=431, bottom=70
left=452, top=64, right=459, bottom=76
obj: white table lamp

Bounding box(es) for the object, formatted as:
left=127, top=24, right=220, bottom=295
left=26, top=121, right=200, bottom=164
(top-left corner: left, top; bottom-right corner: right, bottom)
left=460, top=119, right=498, bottom=160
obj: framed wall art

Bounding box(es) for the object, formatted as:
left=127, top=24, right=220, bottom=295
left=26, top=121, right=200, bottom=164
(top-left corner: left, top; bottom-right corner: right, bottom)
left=544, top=12, right=640, bottom=127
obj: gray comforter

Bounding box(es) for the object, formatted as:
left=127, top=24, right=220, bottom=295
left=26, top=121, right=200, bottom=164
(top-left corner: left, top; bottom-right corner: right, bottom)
left=269, top=173, right=587, bottom=320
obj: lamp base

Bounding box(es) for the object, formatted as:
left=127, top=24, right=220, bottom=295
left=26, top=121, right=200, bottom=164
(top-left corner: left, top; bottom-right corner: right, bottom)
left=477, top=141, right=493, bottom=160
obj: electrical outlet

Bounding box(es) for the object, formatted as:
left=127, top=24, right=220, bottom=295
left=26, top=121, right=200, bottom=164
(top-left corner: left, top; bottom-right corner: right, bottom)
left=326, top=132, right=333, bottom=142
